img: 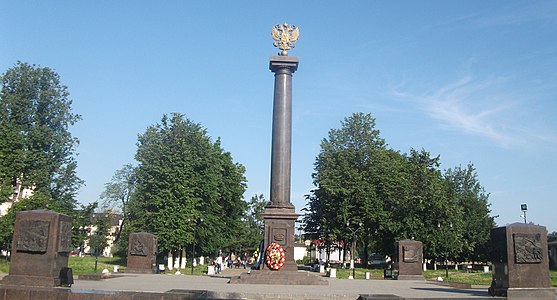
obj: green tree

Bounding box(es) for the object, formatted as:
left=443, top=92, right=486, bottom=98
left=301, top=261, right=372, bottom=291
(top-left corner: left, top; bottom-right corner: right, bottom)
left=305, top=113, right=389, bottom=263
left=100, top=164, right=136, bottom=244
left=88, top=212, right=111, bottom=271
left=0, top=62, right=82, bottom=251
left=238, top=194, right=266, bottom=250
left=127, top=113, right=247, bottom=260
left=302, top=112, right=495, bottom=267
left=445, top=164, right=495, bottom=263
left=72, top=202, right=98, bottom=252
left=548, top=231, right=557, bottom=242
left=0, top=62, right=82, bottom=210
left=395, top=149, right=462, bottom=263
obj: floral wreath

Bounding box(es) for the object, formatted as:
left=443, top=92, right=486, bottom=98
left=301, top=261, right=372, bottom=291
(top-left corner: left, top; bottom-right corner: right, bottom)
left=266, top=242, right=285, bottom=270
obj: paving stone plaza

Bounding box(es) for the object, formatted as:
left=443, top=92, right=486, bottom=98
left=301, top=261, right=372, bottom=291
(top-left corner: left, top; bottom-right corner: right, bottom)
left=69, top=269, right=497, bottom=300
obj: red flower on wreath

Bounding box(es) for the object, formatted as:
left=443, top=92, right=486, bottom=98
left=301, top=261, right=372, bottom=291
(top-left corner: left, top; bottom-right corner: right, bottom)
left=265, top=242, right=285, bottom=270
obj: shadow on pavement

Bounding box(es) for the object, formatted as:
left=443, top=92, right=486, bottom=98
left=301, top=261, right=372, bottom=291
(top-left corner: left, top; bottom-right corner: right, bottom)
left=412, top=287, right=495, bottom=298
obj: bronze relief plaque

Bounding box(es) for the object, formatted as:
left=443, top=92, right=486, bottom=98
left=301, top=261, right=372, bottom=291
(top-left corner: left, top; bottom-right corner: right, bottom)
left=403, top=245, right=420, bottom=263
left=58, top=221, right=73, bottom=253
left=513, top=233, right=543, bottom=264
left=272, top=228, right=287, bottom=245
left=16, top=220, right=50, bottom=253
left=130, top=238, right=147, bottom=256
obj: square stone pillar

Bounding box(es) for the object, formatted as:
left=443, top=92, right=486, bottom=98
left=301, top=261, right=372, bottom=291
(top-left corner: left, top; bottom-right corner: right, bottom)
left=1, top=210, right=73, bottom=287
left=261, top=207, right=299, bottom=272
left=489, top=223, right=553, bottom=299
left=395, top=239, right=424, bottom=280
left=126, top=232, right=157, bottom=273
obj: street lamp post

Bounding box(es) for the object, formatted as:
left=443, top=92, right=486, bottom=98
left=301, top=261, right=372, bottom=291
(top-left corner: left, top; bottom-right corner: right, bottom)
left=520, top=204, right=528, bottom=224
left=346, top=221, right=363, bottom=280
left=437, top=222, right=452, bottom=279
left=191, top=217, right=203, bottom=275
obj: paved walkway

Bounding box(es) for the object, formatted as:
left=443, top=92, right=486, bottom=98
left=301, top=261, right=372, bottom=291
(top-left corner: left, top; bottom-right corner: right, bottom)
left=70, top=268, right=503, bottom=299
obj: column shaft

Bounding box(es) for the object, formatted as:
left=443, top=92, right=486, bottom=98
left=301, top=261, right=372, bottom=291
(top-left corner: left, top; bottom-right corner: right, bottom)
left=268, top=56, right=298, bottom=209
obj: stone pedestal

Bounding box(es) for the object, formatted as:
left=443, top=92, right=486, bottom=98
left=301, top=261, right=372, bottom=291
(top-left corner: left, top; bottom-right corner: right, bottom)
left=1, top=210, right=72, bottom=287
left=126, top=232, right=157, bottom=273
left=488, top=223, right=552, bottom=299
left=395, top=239, right=424, bottom=280
left=261, top=207, right=299, bottom=272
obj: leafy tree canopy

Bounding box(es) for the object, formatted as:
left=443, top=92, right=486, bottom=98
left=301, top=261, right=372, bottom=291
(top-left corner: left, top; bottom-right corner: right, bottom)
left=303, top=112, right=495, bottom=264
left=127, top=113, right=247, bottom=256
left=0, top=62, right=83, bottom=250
left=0, top=62, right=82, bottom=209
left=100, top=163, right=136, bottom=244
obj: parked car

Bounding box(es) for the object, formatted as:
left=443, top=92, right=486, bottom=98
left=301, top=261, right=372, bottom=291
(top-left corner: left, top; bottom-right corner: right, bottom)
left=368, top=253, right=388, bottom=265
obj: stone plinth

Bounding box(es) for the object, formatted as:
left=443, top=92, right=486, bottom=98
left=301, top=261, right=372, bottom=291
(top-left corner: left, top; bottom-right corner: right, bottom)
left=395, top=239, right=424, bottom=280
left=1, top=210, right=72, bottom=287
left=126, top=232, right=157, bottom=273
left=488, top=223, right=552, bottom=298
left=262, top=207, right=299, bottom=272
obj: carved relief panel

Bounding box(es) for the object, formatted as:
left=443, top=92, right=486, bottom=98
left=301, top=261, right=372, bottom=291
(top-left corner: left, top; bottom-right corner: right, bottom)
left=403, top=245, right=420, bottom=263
left=513, top=233, right=543, bottom=264
left=16, top=220, right=50, bottom=253
left=58, top=221, right=72, bottom=253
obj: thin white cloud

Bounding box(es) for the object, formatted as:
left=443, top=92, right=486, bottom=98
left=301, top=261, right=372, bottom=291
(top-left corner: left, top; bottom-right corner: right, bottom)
left=391, top=76, right=528, bottom=148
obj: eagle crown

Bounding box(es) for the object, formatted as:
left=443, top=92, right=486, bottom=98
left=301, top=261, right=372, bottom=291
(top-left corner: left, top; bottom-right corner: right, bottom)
left=271, top=22, right=299, bottom=56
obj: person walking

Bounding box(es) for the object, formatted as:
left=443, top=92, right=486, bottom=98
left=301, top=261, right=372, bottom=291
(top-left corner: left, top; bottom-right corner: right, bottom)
left=215, top=255, right=222, bottom=274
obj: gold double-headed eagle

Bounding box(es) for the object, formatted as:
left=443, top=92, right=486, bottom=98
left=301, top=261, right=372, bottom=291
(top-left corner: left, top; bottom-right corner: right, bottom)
left=272, top=23, right=299, bottom=56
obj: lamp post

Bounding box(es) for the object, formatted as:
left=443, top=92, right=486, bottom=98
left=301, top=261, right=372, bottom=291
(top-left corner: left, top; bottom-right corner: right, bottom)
left=437, top=222, right=452, bottom=279
left=346, top=221, right=363, bottom=280
left=191, top=217, right=203, bottom=275
left=520, top=204, right=528, bottom=224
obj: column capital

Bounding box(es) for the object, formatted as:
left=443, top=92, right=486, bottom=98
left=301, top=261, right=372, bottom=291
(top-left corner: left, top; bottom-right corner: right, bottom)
left=269, top=56, right=299, bottom=73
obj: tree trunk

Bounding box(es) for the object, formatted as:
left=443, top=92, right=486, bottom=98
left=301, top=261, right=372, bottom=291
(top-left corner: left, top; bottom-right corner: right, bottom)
left=114, top=217, right=125, bottom=244
left=342, top=241, right=347, bottom=263
left=326, top=242, right=331, bottom=263
left=363, top=237, right=369, bottom=266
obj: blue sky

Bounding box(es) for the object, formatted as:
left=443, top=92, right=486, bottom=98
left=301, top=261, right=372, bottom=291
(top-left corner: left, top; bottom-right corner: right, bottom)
left=1, top=1, right=556, bottom=232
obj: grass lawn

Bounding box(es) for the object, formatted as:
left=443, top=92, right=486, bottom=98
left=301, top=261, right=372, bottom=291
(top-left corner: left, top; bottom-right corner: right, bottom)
left=68, top=256, right=127, bottom=275
left=68, top=256, right=208, bottom=275
left=423, top=269, right=492, bottom=285
left=1, top=255, right=210, bottom=275
left=0, top=257, right=9, bottom=274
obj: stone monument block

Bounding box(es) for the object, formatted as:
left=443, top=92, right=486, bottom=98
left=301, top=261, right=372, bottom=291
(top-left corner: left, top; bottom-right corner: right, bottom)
left=262, top=207, right=299, bottom=272
left=488, top=223, right=554, bottom=299
left=126, top=232, right=157, bottom=273
left=1, top=210, right=73, bottom=287
left=395, top=239, right=424, bottom=280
